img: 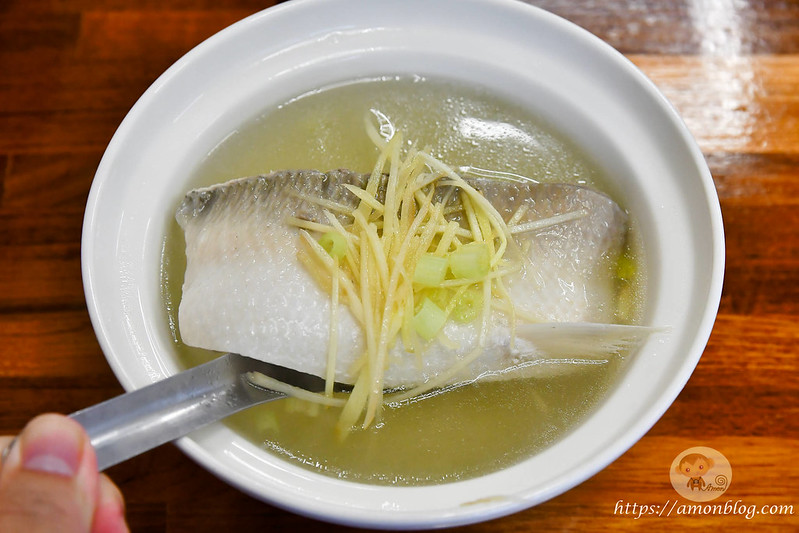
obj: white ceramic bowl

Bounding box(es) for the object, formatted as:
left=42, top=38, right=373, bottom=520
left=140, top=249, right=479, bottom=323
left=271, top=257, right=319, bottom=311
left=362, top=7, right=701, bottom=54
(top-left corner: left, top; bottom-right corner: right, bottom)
left=82, top=0, right=724, bottom=528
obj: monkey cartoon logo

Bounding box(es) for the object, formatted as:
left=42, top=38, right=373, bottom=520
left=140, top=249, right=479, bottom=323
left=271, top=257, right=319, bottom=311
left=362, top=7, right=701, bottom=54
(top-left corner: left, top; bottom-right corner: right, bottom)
left=670, top=446, right=732, bottom=502
left=677, top=453, right=714, bottom=491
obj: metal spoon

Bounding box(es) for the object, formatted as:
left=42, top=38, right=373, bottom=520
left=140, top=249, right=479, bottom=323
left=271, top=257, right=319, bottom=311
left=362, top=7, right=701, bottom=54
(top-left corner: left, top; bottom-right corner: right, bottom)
left=70, top=323, right=661, bottom=471
left=69, top=353, right=329, bottom=471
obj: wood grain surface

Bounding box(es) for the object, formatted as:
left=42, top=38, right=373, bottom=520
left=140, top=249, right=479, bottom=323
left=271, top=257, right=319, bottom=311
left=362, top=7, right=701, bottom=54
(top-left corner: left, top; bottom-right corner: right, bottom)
left=1, top=0, right=797, bottom=531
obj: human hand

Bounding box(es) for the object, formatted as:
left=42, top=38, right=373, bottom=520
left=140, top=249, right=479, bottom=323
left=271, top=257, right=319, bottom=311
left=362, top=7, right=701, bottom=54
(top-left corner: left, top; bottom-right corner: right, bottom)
left=0, top=414, right=129, bottom=533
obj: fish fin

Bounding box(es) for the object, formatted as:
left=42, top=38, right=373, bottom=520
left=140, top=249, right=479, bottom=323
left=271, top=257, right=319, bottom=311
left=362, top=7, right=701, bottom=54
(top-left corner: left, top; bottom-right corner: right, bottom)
left=514, top=322, right=667, bottom=359
left=467, top=322, right=666, bottom=382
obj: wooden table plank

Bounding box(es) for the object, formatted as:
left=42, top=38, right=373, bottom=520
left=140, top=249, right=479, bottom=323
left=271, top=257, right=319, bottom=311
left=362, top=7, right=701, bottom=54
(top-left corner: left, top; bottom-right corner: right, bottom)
left=524, top=0, right=799, bottom=55
left=0, top=217, right=84, bottom=311
left=631, top=55, right=799, bottom=154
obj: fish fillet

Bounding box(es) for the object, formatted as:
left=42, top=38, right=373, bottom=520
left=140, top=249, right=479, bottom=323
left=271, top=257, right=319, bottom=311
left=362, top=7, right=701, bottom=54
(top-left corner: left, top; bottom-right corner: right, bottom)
left=176, top=169, right=629, bottom=388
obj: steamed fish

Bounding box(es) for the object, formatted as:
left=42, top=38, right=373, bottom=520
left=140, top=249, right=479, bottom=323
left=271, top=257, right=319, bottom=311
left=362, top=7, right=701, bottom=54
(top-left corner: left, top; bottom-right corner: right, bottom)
left=176, top=168, right=634, bottom=391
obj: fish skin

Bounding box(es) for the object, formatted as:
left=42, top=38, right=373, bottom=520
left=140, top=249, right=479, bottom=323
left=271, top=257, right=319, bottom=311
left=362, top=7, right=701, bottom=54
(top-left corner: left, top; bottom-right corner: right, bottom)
left=176, top=170, right=628, bottom=388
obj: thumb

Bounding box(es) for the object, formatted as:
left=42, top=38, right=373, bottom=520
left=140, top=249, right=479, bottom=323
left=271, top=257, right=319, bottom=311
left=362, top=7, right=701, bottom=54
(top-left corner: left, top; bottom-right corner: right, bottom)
left=0, top=414, right=111, bottom=533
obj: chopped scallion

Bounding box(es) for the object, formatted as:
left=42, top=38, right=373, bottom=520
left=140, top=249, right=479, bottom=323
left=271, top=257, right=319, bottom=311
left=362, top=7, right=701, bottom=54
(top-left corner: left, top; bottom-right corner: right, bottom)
left=413, top=253, right=449, bottom=286
left=412, top=297, right=447, bottom=341
left=423, top=287, right=453, bottom=311
left=451, top=287, right=483, bottom=323
left=449, top=241, right=491, bottom=280
left=319, top=231, right=347, bottom=259
left=616, top=254, right=635, bottom=281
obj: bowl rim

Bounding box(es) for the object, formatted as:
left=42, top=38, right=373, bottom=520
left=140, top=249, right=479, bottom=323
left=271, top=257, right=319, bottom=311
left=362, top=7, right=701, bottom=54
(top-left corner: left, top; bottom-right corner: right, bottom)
left=81, top=0, right=725, bottom=528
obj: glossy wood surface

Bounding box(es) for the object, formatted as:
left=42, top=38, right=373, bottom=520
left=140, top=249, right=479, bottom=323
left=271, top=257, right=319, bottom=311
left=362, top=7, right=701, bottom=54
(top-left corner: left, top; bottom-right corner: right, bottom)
left=1, top=0, right=797, bottom=531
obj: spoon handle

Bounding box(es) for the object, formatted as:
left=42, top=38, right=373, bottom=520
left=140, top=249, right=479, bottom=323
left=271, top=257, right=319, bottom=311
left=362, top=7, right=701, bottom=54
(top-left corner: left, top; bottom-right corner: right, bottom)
left=70, top=353, right=284, bottom=471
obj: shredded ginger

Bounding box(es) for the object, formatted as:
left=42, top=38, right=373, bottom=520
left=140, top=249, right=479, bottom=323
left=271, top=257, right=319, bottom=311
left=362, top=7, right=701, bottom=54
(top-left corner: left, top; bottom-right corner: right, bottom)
left=288, top=115, right=521, bottom=432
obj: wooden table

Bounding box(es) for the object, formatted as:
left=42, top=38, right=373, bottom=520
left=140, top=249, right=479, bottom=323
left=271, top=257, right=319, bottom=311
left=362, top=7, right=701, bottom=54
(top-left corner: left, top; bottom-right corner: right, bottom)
left=1, top=1, right=797, bottom=531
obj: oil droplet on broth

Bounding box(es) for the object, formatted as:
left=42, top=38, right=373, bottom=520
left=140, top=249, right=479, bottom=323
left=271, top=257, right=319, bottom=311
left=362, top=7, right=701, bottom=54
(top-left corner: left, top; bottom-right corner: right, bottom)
left=161, top=76, right=640, bottom=485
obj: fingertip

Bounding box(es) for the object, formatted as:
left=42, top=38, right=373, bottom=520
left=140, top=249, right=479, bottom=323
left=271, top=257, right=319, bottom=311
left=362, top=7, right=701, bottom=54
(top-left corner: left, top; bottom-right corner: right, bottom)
left=1, top=414, right=89, bottom=477
left=20, top=414, right=86, bottom=477
left=0, top=415, right=129, bottom=533
left=0, top=413, right=100, bottom=531
left=92, top=474, right=129, bottom=533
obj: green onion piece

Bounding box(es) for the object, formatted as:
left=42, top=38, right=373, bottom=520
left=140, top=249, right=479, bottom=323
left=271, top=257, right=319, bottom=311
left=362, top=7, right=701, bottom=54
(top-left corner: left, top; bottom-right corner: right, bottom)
left=413, top=253, right=449, bottom=286
left=423, top=287, right=453, bottom=310
left=616, top=254, right=636, bottom=281
left=451, top=287, right=483, bottom=323
left=413, top=297, right=447, bottom=341
left=319, top=231, right=347, bottom=259
left=449, top=242, right=491, bottom=280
